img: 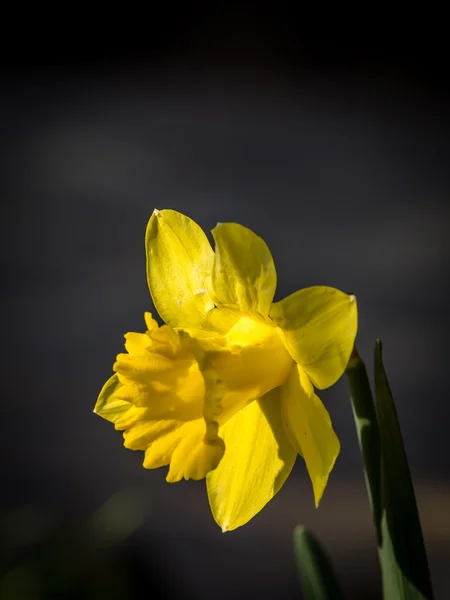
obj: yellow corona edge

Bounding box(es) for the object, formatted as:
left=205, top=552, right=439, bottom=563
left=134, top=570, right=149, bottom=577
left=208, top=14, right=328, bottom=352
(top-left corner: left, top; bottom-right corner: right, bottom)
left=94, top=209, right=358, bottom=531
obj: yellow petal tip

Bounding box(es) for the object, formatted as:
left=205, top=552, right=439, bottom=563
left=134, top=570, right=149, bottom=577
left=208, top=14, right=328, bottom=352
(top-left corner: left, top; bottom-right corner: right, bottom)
left=153, top=208, right=160, bottom=216
left=349, top=294, right=356, bottom=302
left=314, top=490, right=325, bottom=508
left=312, top=475, right=329, bottom=508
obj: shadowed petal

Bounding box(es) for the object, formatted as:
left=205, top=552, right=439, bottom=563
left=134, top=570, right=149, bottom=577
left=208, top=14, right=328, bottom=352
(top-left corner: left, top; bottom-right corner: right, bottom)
left=94, top=374, right=131, bottom=423
left=280, top=365, right=340, bottom=507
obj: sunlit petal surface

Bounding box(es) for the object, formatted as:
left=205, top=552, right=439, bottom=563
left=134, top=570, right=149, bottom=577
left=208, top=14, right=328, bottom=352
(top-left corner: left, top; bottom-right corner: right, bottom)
left=271, top=286, right=357, bottom=389
left=207, top=389, right=296, bottom=531
left=146, top=209, right=215, bottom=328
left=211, top=222, right=277, bottom=316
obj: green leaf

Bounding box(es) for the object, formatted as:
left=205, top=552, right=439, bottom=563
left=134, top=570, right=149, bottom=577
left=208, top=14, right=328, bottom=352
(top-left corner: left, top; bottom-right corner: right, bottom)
left=94, top=374, right=131, bottom=423
left=345, top=347, right=382, bottom=543
left=293, top=526, right=344, bottom=600
left=374, top=340, right=433, bottom=599
left=346, top=343, right=434, bottom=599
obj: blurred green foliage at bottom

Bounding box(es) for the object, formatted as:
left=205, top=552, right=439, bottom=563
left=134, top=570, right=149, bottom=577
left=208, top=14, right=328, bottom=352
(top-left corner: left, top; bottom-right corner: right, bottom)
left=0, top=492, right=175, bottom=600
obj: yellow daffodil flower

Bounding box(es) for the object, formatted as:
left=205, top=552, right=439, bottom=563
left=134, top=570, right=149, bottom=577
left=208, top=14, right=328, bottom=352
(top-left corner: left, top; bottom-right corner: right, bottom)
left=95, top=209, right=357, bottom=531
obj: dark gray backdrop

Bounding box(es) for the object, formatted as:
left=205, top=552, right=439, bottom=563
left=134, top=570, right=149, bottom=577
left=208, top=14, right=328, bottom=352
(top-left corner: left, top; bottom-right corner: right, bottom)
left=2, top=18, right=449, bottom=600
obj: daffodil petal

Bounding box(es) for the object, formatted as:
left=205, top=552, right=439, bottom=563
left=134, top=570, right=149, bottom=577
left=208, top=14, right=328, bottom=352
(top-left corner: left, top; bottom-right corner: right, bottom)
left=206, top=389, right=296, bottom=531
left=270, top=286, right=357, bottom=389
left=211, top=222, right=277, bottom=316
left=94, top=374, right=132, bottom=423
left=146, top=209, right=215, bottom=327
left=280, top=365, right=340, bottom=507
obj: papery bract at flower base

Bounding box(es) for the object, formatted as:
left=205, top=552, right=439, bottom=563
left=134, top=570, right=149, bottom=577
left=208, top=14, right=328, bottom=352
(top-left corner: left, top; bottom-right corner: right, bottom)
left=94, top=209, right=358, bottom=531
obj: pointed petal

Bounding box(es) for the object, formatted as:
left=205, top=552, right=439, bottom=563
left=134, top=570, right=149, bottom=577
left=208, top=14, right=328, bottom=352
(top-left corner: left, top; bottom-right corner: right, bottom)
left=146, top=209, right=215, bottom=327
left=270, top=286, right=357, bottom=389
left=206, top=389, right=296, bottom=531
left=211, top=223, right=277, bottom=316
left=280, top=365, right=340, bottom=507
left=94, top=374, right=131, bottom=423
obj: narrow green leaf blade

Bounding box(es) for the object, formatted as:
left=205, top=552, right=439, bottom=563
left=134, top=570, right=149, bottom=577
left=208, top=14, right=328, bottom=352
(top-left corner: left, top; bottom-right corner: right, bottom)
left=345, top=347, right=382, bottom=543
left=293, top=526, right=344, bottom=600
left=374, top=339, right=434, bottom=600
left=94, top=373, right=131, bottom=423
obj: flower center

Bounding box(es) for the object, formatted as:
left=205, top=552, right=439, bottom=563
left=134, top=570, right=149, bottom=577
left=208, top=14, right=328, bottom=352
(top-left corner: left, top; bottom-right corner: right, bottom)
left=208, top=314, right=294, bottom=423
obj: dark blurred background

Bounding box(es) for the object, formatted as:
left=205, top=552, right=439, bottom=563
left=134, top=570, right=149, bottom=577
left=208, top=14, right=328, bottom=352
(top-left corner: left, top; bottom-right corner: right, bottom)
left=1, top=7, right=450, bottom=599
